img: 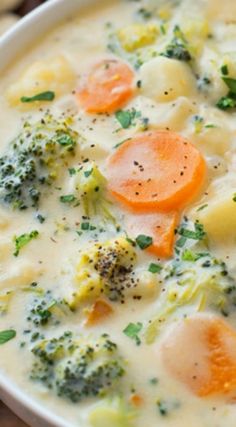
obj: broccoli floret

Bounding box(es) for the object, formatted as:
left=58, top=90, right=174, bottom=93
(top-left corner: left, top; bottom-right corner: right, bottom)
left=73, top=161, right=114, bottom=221
left=27, top=290, right=72, bottom=327
left=31, top=333, right=125, bottom=403
left=0, top=114, right=78, bottom=210
left=162, top=25, right=192, bottom=62
left=146, top=249, right=236, bottom=343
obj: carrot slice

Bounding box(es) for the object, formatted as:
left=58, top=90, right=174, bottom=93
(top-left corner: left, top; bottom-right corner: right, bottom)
left=162, top=315, right=236, bottom=398
left=85, top=299, right=113, bottom=326
left=126, top=211, right=179, bottom=258
left=108, top=131, right=206, bottom=212
left=77, top=59, right=135, bottom=114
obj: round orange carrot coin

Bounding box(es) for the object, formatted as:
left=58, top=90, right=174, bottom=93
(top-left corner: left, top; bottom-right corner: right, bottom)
left=162, top=315, right=236, bottom=399
left=77, top=59, right=135, bottom=114
left=108, top=130, right=206, bottom=212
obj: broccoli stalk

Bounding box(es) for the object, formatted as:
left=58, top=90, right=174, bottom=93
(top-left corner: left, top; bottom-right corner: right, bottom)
left=89, top=397, right=135, bottom=427
left=31, top=333, right=125, bottom=403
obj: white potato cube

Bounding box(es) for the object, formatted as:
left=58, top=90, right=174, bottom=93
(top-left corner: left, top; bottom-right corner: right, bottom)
left=206, top=0, right=236, bottom=21
left=195, top=189, right=236, bottom=242
left=139, top=56, right=196, bottom=102
left=7, top=55, right=76, bottom=106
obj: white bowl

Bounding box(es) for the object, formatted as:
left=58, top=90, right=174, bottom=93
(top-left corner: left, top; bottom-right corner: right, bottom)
left=0, top=1, right=96, bottom=425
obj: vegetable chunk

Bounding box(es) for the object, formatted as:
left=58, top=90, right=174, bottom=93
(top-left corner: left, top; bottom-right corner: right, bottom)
left=125, top=211, right=179, bottom=258
left=108, top=130, right=206, bottom=212
left=7, top=55, right=75, bottom=106
left=77, top=59, right=135, bottom=113
left=162, top=315, right=236, bottom=398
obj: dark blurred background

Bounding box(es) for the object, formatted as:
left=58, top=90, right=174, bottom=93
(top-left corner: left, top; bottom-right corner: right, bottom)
left=17, top=0, right=46, bottom=16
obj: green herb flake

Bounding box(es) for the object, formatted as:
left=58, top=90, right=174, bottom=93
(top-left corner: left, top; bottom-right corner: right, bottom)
left=233, top=193, right=236, bottom=202
left=157, top=400, right=169, bottom=417
left=221, top=64, right=229, bottom=76
left=36, top=214, right=46, bottom=224
left=149, top=377, right=159, bottom=385
left=136, top=234, right=153, bottom=250
left=0, top=329, right=16, bottom=345
left=81, top=222, right=90, bottom=231
left=148, top=263, right=162, bottom=274
left=137, top=7, right=152, bottom=20
left=178, top=222, right=206, bottom=241
left=115, top=108, right=141, bottom=129
left=123, top=322, right=143, bottom=346
left=60, top=194, right=76, bottom=204
left=68, top=167, right=76, bottom=176
left=84, top=169, right=93, bottom=178
left=21, top=91, right=55, bottom=103
left=181, top=249, right=209, bottom=262
left=217, top=95, right=236, bottom=110
left=222, top=77, right=236, bottom=94
left=205, top=124, right=217, bottom=129
left=14, top=230, right=39, bottom=257
left=57, top=133, right=74, bottom=147
left=196, top=204, right=208, bottom=212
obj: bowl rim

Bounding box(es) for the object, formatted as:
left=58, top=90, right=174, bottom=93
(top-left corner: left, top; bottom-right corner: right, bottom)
left=0, top=0, right=95, bottom=425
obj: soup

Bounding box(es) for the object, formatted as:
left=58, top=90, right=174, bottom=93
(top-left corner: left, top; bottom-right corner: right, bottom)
left=1, top=1, right=236, bottom=426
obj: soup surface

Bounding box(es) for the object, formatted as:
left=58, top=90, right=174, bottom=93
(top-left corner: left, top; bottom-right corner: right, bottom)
left=1, top=1, right=236, bottom=426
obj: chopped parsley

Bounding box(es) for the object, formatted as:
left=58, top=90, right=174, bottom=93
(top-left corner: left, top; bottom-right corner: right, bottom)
left=181, top=249, right=209, bottom=262
left=0, top=329, right=16, bottom=345
left=222, top=77, right=236, bottom=93
left=14, top=230, right=39, bottom=257
left=68, top=167, right=76, bottom=176
left=196, top=204, right=208, bottom=212
left=217, top=75, right=236, bottom=110
left=60, top=194, right=76, bottom=204
left=149, top=377, right=159, bottom=385
left=84, top=168, right=93, bottom=178
left=123, top=322, right=143, bottom=346
left=21, top=91, right=55, bottom=103
left=221, top=64, right=229, bottom=76
left=148, top=263, right=162, bottom=274
left=81, top=222, right=96, bottom=231
left=36, top=214, right=46, bottom=224
left=115, top=108, right=141, bottom=129
left=233, top=193, right=236, bottom=202
left=136, top=234, right=153, bottom=250
left=176, top=221, right=206, bottom=248
left=137, top=7, right=153, bottom=20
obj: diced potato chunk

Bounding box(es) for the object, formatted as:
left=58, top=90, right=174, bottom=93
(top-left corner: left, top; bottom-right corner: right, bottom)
left=7, top=55, right=76, bottom=106
left=206, top=0, right=236, bottom=21
left=140, top=56, right=196, bottom=102
left=118, top=23, right=158, bottom=52
left=195, top=191, right=236, bottom=242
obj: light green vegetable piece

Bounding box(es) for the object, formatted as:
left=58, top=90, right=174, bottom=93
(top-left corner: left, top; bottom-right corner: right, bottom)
left=89, top=398, right=135, bottom=427
left=74, top=161, right=114, bottom=221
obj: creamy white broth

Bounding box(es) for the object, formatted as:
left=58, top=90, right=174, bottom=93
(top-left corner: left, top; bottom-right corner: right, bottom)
left=1, top=1, right=236, bottom=426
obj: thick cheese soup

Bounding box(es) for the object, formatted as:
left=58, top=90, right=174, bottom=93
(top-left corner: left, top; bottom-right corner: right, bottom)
left=1, top=1, right=236, bottom=426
